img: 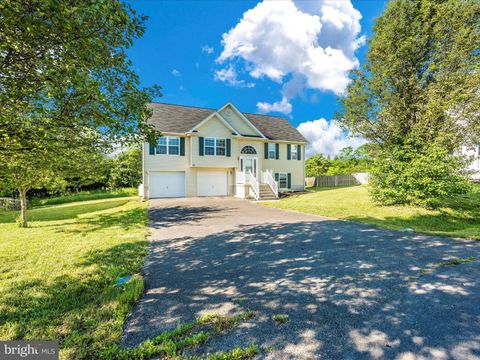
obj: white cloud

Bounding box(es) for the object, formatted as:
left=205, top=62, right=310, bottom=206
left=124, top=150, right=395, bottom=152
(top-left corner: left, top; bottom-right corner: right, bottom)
left=217, top=0, right=364, bottom=113
left=171, top=69, right=181, bottom=77
left=214, top=65, right=255, bottom=88
left=201, top=45, right=214, bottom=54
left=257, top=96, right=292, bottom=115
left=297, top=118, right=366, bottom=158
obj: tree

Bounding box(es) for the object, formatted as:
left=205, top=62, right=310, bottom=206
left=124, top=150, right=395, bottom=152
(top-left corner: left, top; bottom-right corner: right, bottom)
left=0, top=0, right=161, bottom=225
left=0, top=145, right=105, bottom=227
left=109, top=146, right=142, bottom=188
left=0, top=0, right=161, bottom=154
left=339, top=0, right=479, bottom=206
left=306, top=154, right=331, bottom=177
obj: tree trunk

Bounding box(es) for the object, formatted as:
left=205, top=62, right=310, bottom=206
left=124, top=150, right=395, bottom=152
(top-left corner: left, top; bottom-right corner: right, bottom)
left=18, top=188, right=28, bottom=228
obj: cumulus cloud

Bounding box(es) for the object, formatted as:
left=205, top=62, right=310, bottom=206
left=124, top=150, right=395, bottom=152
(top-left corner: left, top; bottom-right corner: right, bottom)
left=171, top=69, right=181, bottom=76
left=214, top=65, right=255, bottom=88
left=257, top=96, right=292, bottom=115
left=297, top=118, right=366, bottom=158
left=216, top=0, right=364, bottom=113
left=201, top=45, right=214, bottom=54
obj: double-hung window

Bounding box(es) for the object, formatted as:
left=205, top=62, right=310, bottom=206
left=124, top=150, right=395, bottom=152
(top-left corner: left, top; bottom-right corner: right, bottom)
left=268, top=143, right=276, bottom=159
left=291, top=145, right=298, bottom=160
left=204, top=138, right=226, bottom=156
left=156, top=136, right=180, bottom=155
left=278, top=173, right=288, bottom=189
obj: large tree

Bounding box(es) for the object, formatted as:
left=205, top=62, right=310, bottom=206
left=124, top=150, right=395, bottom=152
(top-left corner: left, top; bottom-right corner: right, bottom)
left=340, top=0, right=479, bottom=206
left=0, top=0, right=161, bottom=223
left=0, top=0, right=161, bottom=154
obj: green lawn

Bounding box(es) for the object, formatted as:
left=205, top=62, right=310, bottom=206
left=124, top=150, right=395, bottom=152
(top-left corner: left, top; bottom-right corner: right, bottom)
left=0, top=197, right=149, bottom=359
left=264, top=185, right=480, bottom=240
left=30, top=188, right=138, bottom=207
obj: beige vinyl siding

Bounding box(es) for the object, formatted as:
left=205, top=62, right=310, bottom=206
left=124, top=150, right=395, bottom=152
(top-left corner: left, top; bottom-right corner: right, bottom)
left=262, top=143, right=305, bottom=190
left=219, top=105, right=259, bottom=136
left=142, top=111, right=306, bottom=197
left=191, top=114, right=237, bottom=168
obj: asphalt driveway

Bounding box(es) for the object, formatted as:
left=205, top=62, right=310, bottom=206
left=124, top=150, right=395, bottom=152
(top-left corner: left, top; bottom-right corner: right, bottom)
left=122, top=197, right=480, bottom=359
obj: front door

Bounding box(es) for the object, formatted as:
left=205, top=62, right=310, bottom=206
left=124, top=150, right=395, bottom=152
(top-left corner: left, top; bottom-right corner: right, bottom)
left=240, top=156, right=258, bottom=179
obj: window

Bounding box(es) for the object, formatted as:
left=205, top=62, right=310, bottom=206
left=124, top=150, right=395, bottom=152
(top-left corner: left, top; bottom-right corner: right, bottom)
left=268, top=143, right=276, bottom=159
left=291, top=145, right=298, bottom=160
left=156, top=136, right=180, bottom=155
left=204, top=137, right=226, bottom=156
left=241, top=146, right=257, bottom=155
left=279, top=173, right=288, bottom=189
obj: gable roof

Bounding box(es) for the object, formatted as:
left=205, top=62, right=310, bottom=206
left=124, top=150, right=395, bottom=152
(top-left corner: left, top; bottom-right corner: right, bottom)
left=147, top=103, right=307, bottom=143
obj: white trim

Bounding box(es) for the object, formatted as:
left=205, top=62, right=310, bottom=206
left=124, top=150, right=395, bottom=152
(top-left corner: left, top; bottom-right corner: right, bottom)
left=218, top=102, right=266, bottom=139
left=188, top=111, right=239, bottom=135
left=204, top=137, right=227, bottom=157
left=290, top=144, right=298, bottom=160
left=267, top=143, right=277, bottom=159
left=278, top=172, right=288, bottom=190
left=155, top=136, right=181, bottom=156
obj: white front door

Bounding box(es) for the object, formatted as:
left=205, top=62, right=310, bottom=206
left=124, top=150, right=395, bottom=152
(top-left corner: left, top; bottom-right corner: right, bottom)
left=240, top=156, right=258, bottom=178
left=197, top=170, right=229, bottom=196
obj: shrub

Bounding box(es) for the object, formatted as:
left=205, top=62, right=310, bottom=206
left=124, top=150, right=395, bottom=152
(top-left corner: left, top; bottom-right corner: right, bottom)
left=370, top=141, right=471, bottom=207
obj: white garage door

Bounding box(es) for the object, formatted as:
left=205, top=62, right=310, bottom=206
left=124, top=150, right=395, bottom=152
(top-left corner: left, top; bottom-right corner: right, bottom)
left=149, top=171, right=185, bottom=198
left=197, top=170, right=228, bottom=196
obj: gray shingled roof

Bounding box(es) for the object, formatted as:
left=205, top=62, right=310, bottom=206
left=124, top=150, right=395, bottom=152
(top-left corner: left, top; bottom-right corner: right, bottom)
left=147, top=103, right=308, bottom=143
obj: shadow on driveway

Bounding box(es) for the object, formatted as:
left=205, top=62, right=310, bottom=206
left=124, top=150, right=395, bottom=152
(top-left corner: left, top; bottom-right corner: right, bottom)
left=123, top=199, right=480, bottom=359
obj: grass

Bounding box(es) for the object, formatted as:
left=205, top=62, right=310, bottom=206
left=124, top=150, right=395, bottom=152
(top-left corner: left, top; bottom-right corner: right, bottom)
left=101, top=311, right=258, bottom=360
left=0, top=196, right=149, bottom=359
left=272, top=314, right=289, bottom=325
left=0, top=198, right=260, bottom=360
left=30, top=188, right=137, bottom=207
left=438, top=256, right=477, bottom=267
left=408, top=257, right=477, bottom=281
left=197, top=311, right=256, bottom=334
left=263, top=185, right=480, bottom=239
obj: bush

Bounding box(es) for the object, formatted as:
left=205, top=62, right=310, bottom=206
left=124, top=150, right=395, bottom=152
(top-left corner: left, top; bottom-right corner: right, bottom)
left=370, top=141, right=471, bottom=208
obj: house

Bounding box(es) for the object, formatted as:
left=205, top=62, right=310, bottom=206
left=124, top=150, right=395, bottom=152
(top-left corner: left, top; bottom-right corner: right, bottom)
left=140, top=102, right=308, bottom=199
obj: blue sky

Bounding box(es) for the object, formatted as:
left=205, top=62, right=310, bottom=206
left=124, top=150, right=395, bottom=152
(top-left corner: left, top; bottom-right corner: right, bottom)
left=127, top=0, right=387, bottom=156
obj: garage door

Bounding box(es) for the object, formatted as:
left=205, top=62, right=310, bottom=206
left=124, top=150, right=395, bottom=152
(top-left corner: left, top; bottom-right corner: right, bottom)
left=197, top=170, right=228, bottom=196
left=149, top=171, right=185, bottom=198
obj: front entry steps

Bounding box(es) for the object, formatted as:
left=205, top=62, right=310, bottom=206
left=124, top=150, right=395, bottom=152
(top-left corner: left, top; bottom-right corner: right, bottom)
left=258, top=184, right=278, bottom=200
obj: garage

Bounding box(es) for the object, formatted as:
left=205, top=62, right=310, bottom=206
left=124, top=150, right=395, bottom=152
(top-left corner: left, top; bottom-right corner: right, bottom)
left=197, top=170, right=228, bottom=196
left=148, top=171, right=185, bottom=198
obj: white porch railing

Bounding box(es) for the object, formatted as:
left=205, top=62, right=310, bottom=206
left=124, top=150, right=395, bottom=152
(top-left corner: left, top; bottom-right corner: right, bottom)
left=246, top=170, right=260, bottom=200
left=262, top=170, right=279, bottom=198
left=235, top=171, right=246, bottom=184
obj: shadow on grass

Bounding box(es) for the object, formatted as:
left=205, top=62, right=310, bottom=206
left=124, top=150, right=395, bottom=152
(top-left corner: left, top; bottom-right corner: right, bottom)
left=0, top=199, right=130, bottom=224
left=350, top=192, right=480, bottom=239
left=0, top=241, right=148, bottom=359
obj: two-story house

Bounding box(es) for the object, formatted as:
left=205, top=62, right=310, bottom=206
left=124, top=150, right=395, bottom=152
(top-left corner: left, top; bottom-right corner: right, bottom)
left=141, top=102, right=308, bottom=199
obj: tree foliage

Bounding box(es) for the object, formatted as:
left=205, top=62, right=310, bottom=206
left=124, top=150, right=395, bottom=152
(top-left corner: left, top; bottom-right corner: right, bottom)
left=0, top=0, right=161, bottom=154
left=108, top=146, right=142, bottom=189
left=339, top=0, right=479, bottom=206
left=305, top=145, right=372, bottom=177
left=0, top=0, right=160, bottom=226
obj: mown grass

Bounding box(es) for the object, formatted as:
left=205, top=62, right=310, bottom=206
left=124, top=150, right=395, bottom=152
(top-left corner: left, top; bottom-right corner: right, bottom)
left=0, top=197, right=149, bottom=359
left=30, top=188, right=137, bottom=207
left=264, top=185, right=480, bottom=239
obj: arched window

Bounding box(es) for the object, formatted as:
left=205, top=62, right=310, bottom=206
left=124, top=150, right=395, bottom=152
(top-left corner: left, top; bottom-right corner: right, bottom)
left=240, top=146, right=257, bottom=155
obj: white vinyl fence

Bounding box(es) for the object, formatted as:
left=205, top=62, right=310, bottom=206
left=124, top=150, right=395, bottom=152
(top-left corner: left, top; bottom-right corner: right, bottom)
left=0, top=198, right=24, bottom=211
left=309, top=173, right=370, bottom=188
